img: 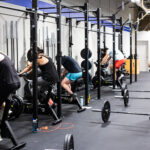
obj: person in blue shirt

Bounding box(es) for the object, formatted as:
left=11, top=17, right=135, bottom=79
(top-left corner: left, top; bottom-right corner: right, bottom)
left=61, top=56, right=82, bottom=96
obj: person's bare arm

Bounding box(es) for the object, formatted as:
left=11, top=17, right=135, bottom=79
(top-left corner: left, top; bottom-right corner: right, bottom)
left=101, top=53, right=110, bottom=65
left=61, top=69, right=68, bottom=76
left=20, top=63, right=32, bottom=74
left=0, top=53, right=4, bottom=62
left=107, top=56, right=111, bottom=61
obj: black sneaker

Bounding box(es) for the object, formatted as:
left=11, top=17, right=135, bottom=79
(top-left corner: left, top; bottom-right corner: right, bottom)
left=69, top=93, right=77, bottom=102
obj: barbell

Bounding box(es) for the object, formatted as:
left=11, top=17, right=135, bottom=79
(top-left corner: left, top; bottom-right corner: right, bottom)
left=92, top=101, right=150, bottom=123
left=114, top=88, right=150, bottom=100
left=114, top=89, right=129, bottom=107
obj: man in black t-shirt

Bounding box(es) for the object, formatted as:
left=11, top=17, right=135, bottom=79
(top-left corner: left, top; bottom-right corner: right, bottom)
left=61, top=56, right=82, bottom=96
left=0, top=52, right=20, bottom=109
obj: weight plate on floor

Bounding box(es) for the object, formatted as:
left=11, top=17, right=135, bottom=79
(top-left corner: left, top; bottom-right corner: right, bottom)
left=123, top=89, right=129, bottom=107
left=8, top=95, right=24, bottom=120
left=101, top=101, right=111, bottom=123
left=64, top=134, right=74, bottom=150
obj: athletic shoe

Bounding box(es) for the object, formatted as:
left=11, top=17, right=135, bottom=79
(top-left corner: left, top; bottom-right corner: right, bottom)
left=69, top=93, right=77, bottom=102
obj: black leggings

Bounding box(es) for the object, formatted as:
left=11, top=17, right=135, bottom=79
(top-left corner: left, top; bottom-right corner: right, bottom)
left=0, top=83, right=20, bottom=106
left=30, top=77, right=51, bottom=95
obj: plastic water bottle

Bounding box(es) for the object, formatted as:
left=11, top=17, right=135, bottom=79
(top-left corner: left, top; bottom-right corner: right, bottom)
left=80, top=96, right=84, bottom=106
left=32, top=118, right=37, bottom=133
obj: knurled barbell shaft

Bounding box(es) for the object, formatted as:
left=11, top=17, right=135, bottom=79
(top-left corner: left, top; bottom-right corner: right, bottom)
left=114, top=95, right=123, bottom=98
left=92, top=109, right=150, bottom=116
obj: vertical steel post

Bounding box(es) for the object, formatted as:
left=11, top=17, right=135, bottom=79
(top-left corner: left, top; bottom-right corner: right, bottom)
left=56, top=0, right=62, bottom=118
left=112, top=15, right=116, bottom=89
left=129, top=22, right=132, bottom=84
left=135, top=24, right=137, bottom=82
left=16, top=21, right=19, bottom=71
left=97, top=8, right=101, bottom=99
left=103, top=26, right=106, bottom=48
left=84, top=3, right=89, bottom=105
left=32, top=0, right=38, bottom=128
left=68, top=18, right=73, bottom=57
left=120, top=17, right=123, bottom=53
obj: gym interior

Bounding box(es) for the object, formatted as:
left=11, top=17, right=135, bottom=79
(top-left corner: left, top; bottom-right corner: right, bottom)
left=0, top=0, right=150, bottom=150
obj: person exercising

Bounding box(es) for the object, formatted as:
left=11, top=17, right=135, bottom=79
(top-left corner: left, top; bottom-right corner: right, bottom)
left=61, top=55, right=82, bottom=97
left=0, top=52, right=20, bottom=115
left=19, top=47, right=59, bottom=106
left=101, top=47, right=126, bottom=81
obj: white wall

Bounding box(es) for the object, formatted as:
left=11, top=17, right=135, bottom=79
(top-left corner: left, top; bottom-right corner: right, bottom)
left=137, top=31, right=150, bottom=62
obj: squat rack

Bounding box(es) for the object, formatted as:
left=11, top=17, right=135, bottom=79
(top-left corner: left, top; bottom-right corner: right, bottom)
left=40, top=2, right=92, bottom=106
left=0, top=0, right=63, bottom=128
left=63, top=6, right=130, bottom=95
left=0, top=0, right=138, bottom=123
left=64, top=6, right=103, bottom=101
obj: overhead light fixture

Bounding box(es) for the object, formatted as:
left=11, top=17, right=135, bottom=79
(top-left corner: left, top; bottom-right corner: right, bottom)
left=142, top=0, right=150, bottom=10
left=131, top=0, right=141, bottom=4
left=130, top=0, right=150, bottom=13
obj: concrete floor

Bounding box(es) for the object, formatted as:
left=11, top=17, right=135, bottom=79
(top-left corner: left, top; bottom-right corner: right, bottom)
left=1, top=72, right=150, bottom=150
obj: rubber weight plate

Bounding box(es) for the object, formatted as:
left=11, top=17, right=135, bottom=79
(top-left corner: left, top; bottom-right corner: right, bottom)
left=80, top=48, right=92, bottom=59
left=101, top=101, right=111, bottom=123
left=8, top=95, right=24, bottom=120
left=81, top=60, right=92, bottom=70
left=64, top=134, right=74, bottom=150
left=123, top=89, right=129, bottom=107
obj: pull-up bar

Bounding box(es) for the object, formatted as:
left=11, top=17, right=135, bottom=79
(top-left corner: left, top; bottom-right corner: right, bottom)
left=39, top=6, right=56, bottom=9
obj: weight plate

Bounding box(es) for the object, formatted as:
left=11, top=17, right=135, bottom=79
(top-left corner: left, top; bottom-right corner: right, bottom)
left=8, top=95, right=24, bottom=120
left=121, top=83, right=127, bottom=96
left=64, top=134, right=74, bottom=150
left=123, top=89, right=129, bottom=107
left=80, top=48, right=92, bottom=59
left=101, top=101, right=111, bottom=123
left=81, top=60, right=92, bottom=70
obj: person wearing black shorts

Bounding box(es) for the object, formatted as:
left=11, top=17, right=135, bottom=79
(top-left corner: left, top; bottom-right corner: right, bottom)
left=0, top=52, right=20, bottom=111
left=61, top=55, right=82, bottom=96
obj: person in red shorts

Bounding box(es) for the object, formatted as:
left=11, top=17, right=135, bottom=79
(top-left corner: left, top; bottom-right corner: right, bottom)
left=101, top=47, right=126, bottom=81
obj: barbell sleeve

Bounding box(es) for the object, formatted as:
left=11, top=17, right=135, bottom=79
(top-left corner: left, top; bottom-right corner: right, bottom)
left=114, top=95, right=123, bottom=98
